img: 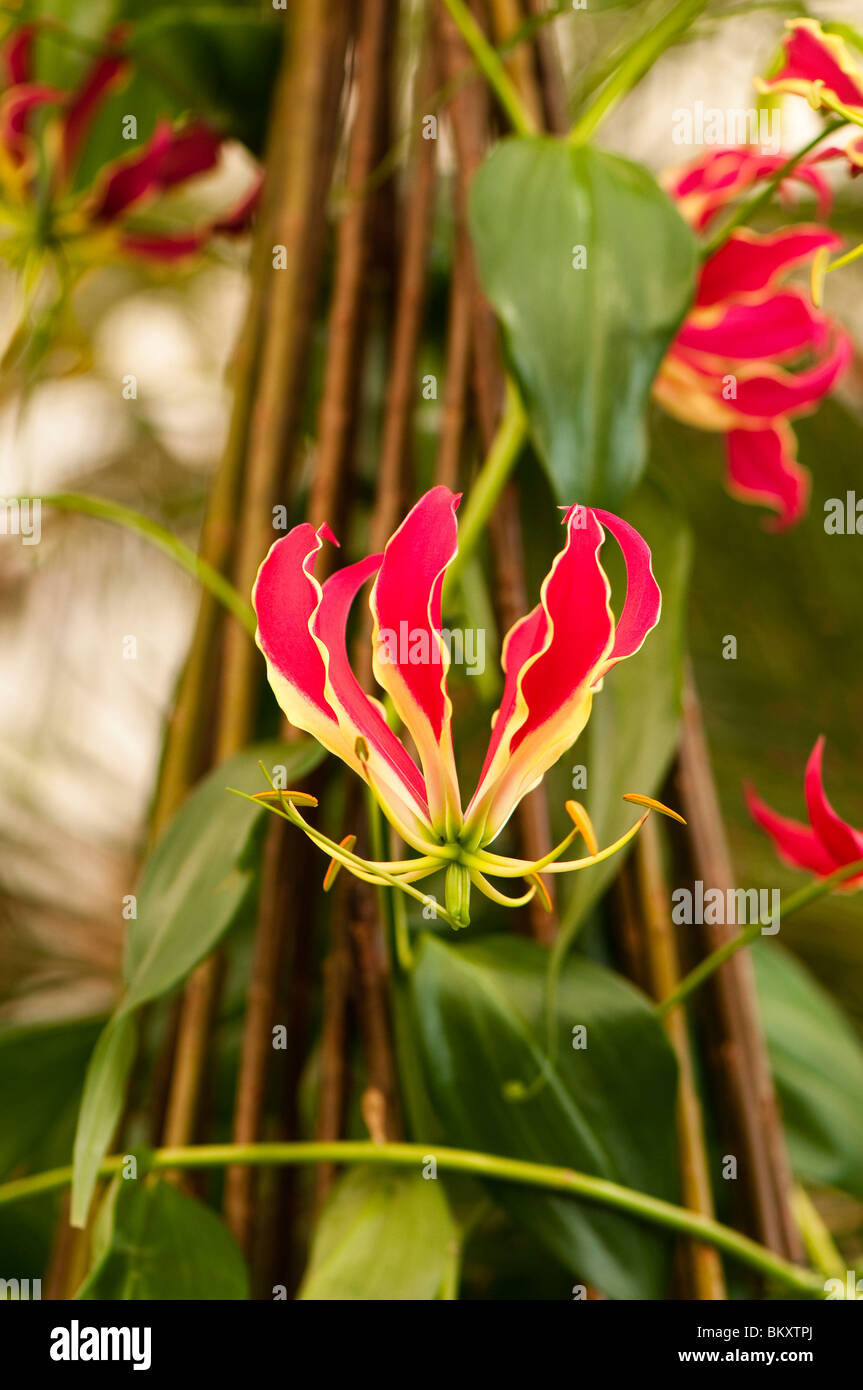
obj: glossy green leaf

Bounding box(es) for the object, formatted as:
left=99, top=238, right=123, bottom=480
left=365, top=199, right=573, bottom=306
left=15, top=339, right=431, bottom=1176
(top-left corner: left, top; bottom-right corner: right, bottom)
left=0, top=1015, right=103, bottom=1181
left=71, top=1014, right=137, bottom=1229
left=76, top=1177, right=248, bottom=1300
left=122, top=738, right=323, bottom=1012
left=469, top=138, right=697, bottom=506
left=71, top=738, right=324, bottom=1226
left=298, top=1166, right=457, bottom=1301
left=558, top=482, right=691, bottom=937
left=410, top=934, right=679, bottom=1299
left=753, top=941, right=863, bottom=1199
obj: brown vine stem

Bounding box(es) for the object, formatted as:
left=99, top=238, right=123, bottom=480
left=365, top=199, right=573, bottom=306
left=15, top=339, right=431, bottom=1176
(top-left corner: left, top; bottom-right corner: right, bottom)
left=631, top=816, right=727, bottom=1300
left=369, top=42, right=438, bottom=556
left=343, top=17, right=441, bottom=1149
left=434, top=225, right=472, bottom=491
left=221, top=0, right=353, bottom=1251
left=672, top=668, right=802, bottom=1263
left=307, top=0, right=395, bottom=1207
left=439, top=0, right=558, bottom=942
left=307, top=0, right=391, bottom=541
left=523, top=0, right=568, bottom=135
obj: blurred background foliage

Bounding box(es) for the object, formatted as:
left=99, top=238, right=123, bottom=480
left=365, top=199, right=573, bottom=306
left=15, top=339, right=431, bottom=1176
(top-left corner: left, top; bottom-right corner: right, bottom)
left=1, top=0, right=862, bottom=1297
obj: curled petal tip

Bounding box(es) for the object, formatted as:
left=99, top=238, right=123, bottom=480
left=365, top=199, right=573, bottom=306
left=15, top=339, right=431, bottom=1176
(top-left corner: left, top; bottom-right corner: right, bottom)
left=323, top=834, right=357, bottom=891
left=252, top=788, right=318, bottom=808
left=564, top=799, right=599, bottom=856
left=623, top=792, right=687, bottom=825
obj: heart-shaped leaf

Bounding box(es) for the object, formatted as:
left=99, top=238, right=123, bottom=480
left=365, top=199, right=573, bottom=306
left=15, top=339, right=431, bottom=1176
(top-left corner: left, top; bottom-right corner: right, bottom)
left=71, top=738, right=324, bottom=1226
left=298, top=1166, right=456, bottom=1301
left=76, top=1177, right=248, bottom=1300
left=753, top=941, right=863, bottom=1199
left=469, top=138, right=697, bottom=506
left=410, top=934, right=679, bottom=1299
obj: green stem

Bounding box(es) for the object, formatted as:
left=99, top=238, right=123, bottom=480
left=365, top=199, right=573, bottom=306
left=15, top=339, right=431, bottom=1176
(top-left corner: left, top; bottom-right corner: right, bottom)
left=0, top=1140, right=825, bottom=1295
left=441, top=0, right=538, bottom=138
left=444, top=378, right=527, bottom=594
left=40, top=492, right=256, bottom=636
left=792, top=1185, right=846, bottom=1281
left=658, top=857, right=863, bottom=1016
left=701, top=119, right=846, bottom=258
left=568, top=0, right=707, bottom=146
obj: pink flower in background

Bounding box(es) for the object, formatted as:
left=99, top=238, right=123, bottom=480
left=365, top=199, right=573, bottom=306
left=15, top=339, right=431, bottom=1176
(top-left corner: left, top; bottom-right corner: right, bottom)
left=0, top=22, right=260, bottom=269
left=251, top=486, right=672, bottom=925
left=757, top=18, right=863, bottom=171
left=656, top=148, right=852, bottom=529
left=746, top=737, right=863, bottom=890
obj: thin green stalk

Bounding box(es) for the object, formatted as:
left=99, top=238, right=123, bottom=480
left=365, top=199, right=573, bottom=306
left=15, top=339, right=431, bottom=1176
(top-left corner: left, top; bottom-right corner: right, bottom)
left=39, top=492, right=256, bottom=636
left=441, top=0, right=538, bottom=138
left=0, top=1140, right=826, bottom=1295
left=701, top=119, right=846, bottom=258
left=658, top=857, right=863, bottom=1016
left=568, top=0, right=707, bottom=146
left=792, top=1185, right=846, bottom=1281
left=444, top=378, right=527, bottom=594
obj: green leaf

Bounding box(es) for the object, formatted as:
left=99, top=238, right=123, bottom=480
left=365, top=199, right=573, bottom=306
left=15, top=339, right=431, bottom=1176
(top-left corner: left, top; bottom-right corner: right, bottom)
left=0, top=1015, right=103, bottom=1181
left=71, top=738, right=324, bottom=1226
left=753, top=941, right=863, bottom=1199
left=71, top=1014, right=138, bottom=1229
left=469, top=138, right=697, bottom=507
left=410, top=934, right=679, bottom=1299
left=298, top=1166, right=456, bottom=1301
left=76, top=1177, right=249, bottom=1300
left=122, top=738, right=323, bottom=1012
left=558, top=482, right=691, bottom=936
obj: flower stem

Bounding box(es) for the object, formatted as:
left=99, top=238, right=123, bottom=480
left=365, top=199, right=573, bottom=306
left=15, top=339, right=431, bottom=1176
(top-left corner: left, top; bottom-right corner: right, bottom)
left=444, top=377, right=527, bottom=592
left=657, top=857, right=863, bottom=1016
left=701, top=119, right=846, bottom=259
left=40, top=492, right=256, bottom=636
left=568, top=0, right=707, bottom=147
left=0, top=1140, right=826, bottom=1294
left=440, top=0, right=538, bottom=137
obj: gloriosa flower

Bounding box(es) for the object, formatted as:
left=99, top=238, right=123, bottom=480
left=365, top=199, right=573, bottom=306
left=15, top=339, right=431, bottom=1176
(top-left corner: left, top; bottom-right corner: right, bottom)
left=746, top=737, right=863, bottom=891
left=0, top=22, right=259, bottom=275
left=657, top=148, right=851, bottom=528
left=757, top=18, right=863, bottom=169
left=250, top=486, right=678, bottom=929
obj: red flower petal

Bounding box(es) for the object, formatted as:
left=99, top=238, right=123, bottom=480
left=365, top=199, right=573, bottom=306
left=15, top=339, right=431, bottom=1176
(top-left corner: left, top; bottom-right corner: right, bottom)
left=253, top=524, right=433, bottom=847
left=728, top=331, right=852, bottom=419
left=2, top=23, right=37, bottom=86
left=745, top=784, right=837, bottom=876
left=760, top=18, right=863, bottom=110
left=0, top=83, right=63, bottom=163
left=725, top=424, right=809, bottom=530
left=89, top=120, right=221, bottom=223
left=61, top=36, right=130, bottom=178
left=119, top=231, right=207, bottom=261
left=370, top=486, right=462, bottom=835
left=678, top=291, right=830, bottom=363
left=804, top=736, right=863, bottom=864
left=465, top=507, right=659, bottom=845
left=666, top=147, right=832, bottom=231
left=696, top=227, right=842, bottom=308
